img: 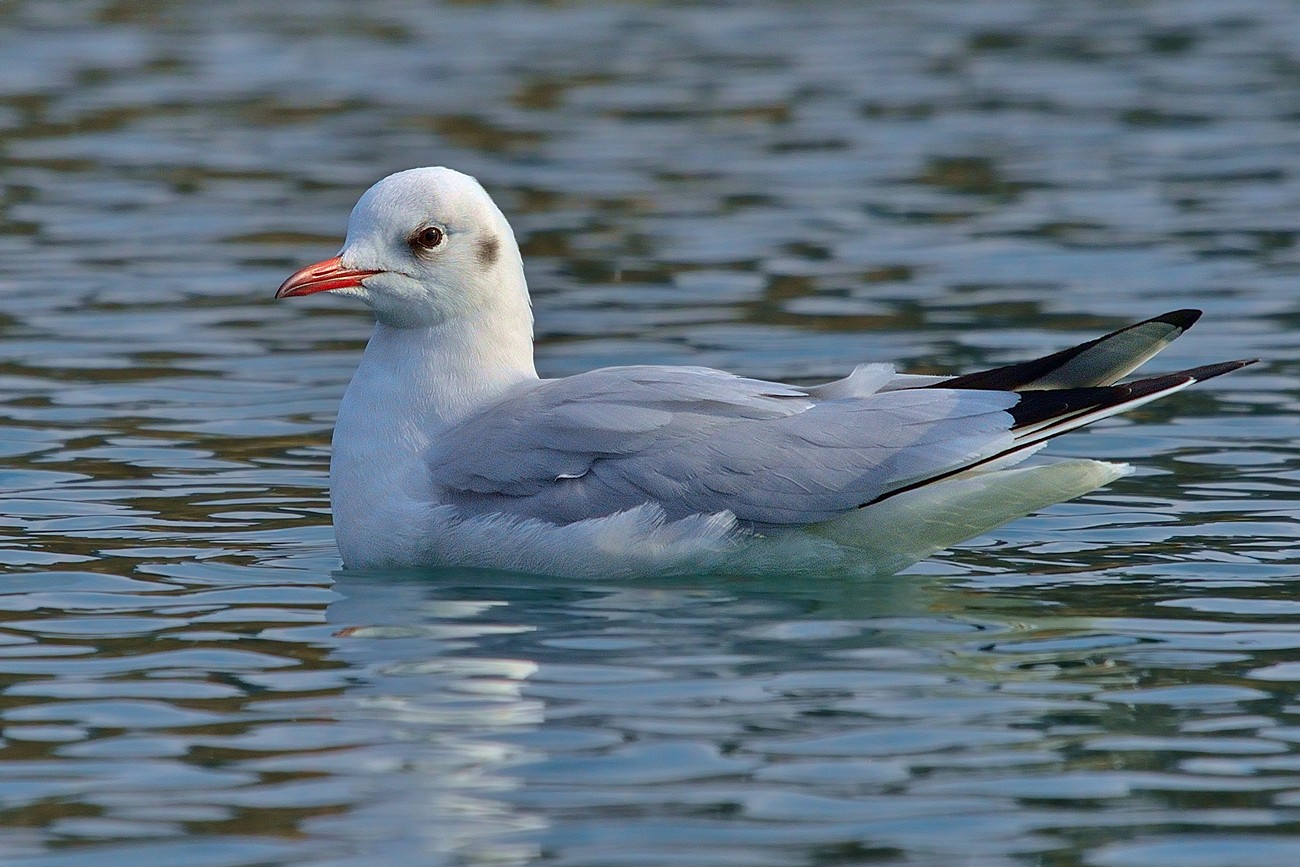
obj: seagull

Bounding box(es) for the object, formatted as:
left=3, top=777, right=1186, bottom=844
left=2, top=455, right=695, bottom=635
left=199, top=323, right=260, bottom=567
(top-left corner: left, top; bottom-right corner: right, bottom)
left=276, top=167, right=1254, bottom=577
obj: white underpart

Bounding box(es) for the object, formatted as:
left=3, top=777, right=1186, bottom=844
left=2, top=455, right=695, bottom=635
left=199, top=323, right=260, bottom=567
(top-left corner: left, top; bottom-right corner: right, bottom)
left=333, top=460, right=1130, bottom=579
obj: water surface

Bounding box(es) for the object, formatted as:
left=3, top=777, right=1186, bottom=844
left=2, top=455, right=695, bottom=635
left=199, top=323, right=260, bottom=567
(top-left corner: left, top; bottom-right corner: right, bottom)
left=1, top=0, right=1299, bottom=864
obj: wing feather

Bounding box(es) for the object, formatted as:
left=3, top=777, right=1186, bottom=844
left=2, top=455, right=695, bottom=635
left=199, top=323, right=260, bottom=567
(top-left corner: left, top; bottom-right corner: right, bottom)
left=431, top=365, right=1018, bottom=527
left=427, top=312, right=1253, bottom=531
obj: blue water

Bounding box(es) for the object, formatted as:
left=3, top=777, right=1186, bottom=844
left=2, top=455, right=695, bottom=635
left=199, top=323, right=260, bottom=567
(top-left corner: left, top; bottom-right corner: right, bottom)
left=1, top=0, right=1298, bottom=864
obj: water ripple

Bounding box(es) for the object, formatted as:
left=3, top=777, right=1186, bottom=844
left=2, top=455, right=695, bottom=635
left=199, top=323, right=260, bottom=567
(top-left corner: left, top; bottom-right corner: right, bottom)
left=1, top=0, right=1298, bottom=864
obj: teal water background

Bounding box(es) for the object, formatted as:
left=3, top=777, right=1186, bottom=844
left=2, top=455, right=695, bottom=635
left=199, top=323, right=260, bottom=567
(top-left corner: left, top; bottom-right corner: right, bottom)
left=0, top=1, right=1298, bottom=864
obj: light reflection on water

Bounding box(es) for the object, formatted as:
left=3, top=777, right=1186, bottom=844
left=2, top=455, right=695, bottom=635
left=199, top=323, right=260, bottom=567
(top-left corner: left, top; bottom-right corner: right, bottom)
left=1, top=0, right=1299, bottom=864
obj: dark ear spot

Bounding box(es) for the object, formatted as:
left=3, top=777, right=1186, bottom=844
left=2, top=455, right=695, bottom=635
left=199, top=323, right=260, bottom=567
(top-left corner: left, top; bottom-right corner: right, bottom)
left=476, top=235, right=500, bottom=268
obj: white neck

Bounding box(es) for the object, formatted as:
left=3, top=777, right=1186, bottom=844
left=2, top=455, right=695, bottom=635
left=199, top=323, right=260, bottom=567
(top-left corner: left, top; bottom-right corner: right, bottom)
left=339, top=301, right=538, bottom=468
left=366, top=315, right=535, bottom=421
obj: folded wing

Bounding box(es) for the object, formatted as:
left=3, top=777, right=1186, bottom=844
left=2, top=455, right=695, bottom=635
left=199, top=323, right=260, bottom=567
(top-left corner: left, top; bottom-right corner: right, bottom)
left=430, top=311, right=1253, bottom=529
left=431, top=366, right=1018, bottom=527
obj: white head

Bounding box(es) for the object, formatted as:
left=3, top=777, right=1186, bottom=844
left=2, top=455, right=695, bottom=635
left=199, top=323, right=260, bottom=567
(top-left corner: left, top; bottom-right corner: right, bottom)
left=277, top=167, right=531, bottom=331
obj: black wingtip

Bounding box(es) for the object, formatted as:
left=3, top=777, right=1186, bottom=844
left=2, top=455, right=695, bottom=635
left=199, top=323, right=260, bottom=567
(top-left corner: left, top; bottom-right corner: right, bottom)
left=1184, top=358, right=1258, bottom=382
left=933, top=309, right=1208, bottom=393
left=1007, top=357, right=1254, bottom=429
left=1152, top=308, right=1203, bottom=331
left=860, top=347, right=1253, bottom=512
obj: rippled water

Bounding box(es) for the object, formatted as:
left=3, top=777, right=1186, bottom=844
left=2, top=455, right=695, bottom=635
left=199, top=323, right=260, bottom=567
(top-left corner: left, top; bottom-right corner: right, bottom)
left=1, top=0, right=1299, bottom=864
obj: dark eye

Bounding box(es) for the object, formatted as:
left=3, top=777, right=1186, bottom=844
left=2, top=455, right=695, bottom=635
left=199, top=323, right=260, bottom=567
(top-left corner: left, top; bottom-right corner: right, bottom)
left=410, top=225, right=445, bottom=252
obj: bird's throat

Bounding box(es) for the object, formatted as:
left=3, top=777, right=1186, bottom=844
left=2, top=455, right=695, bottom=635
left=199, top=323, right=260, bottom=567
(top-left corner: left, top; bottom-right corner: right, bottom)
left=353, top=315, right=538, bottom=432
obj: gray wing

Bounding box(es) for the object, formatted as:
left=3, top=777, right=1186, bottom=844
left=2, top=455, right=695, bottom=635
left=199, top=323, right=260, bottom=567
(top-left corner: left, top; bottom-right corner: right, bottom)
left=430, top=365, right=1018, bottom=527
